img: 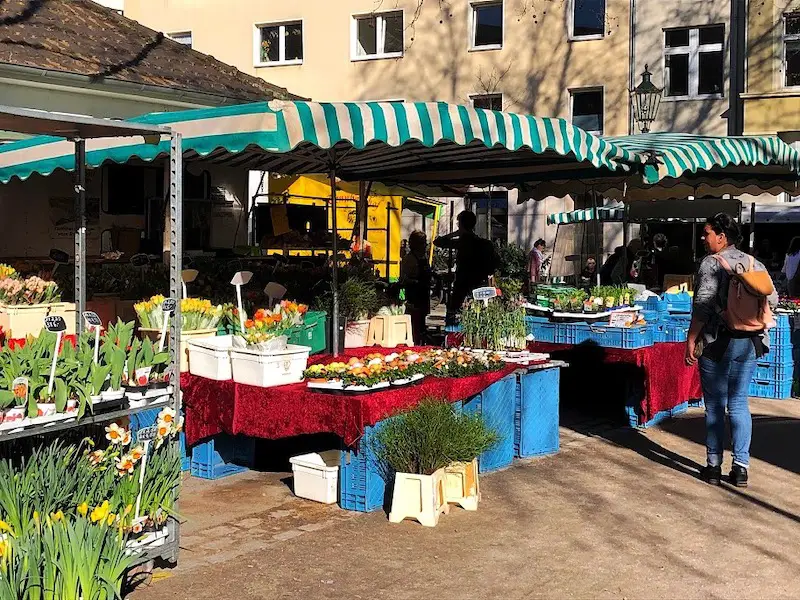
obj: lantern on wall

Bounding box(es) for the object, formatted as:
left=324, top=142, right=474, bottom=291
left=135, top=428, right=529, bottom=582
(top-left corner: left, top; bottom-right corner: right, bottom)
left=630, top=65, right=663, bottom=134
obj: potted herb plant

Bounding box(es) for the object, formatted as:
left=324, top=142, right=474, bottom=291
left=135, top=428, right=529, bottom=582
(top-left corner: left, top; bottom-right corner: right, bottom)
left=372, top=399, right=499, bottom=527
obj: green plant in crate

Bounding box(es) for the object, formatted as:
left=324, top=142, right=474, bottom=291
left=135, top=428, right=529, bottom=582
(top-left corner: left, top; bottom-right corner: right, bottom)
left=371, top=399, right=499, bottom=475
left=461, top=297, right=526, bottom=351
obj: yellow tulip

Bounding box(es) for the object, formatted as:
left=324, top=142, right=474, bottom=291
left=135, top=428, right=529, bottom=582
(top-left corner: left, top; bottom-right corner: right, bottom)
left=90, top=501, right=110, bottom=524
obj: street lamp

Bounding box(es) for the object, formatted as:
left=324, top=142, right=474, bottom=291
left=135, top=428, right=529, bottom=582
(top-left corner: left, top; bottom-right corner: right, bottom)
left=630, top=64, right=663, bottom=134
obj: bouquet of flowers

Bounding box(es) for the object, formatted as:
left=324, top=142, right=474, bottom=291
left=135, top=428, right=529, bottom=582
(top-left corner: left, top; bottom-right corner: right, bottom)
left=241, top=301, right=308, bottom=347
left=0, top=264, right=17, bottom=280
left=135, top=295, right=223, bottom=331
left=0, top=275, right=60, bottom=305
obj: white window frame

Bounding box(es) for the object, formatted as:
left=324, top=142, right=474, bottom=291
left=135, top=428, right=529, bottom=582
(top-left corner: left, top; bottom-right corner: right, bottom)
left=167, top=31, right=193, bottom=47
left=663, top=25, right=725, bottom=100
left=782, top=13, right=800, bottom=89
left=254, top=20, right=304, bottom=67
left=351, top=11, right=404, bottom=62
left=469, top=1, right=503, bottom=51
left=471, top=93, right=504, bottom=111
left=569, top=0, right=606, bottom=41
left=569, top=87, right=604, bottom=135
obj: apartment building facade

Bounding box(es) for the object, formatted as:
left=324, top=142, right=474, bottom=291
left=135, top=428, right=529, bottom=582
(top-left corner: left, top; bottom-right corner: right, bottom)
left=122, top=0, right=755, bottom=252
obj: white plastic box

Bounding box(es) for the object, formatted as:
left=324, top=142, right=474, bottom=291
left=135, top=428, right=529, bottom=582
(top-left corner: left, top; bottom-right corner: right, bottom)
left=229, top=343, right=311, bottom=388
left=187, top=335, right=234, bottom=381
left=289, top=451, right=341, bottom=504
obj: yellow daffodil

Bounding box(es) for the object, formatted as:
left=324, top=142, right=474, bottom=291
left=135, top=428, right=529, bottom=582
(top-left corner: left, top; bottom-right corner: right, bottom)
left=51, top=510, right=64, bottom=522
left=130, top=446, right=144, bottom=462
left=90, top=501, right=110, bottom=524
left=158, top=407, right=176, bottom=424
left=107, top=513, right=116, bottom=526
left=0, top=520, right=11, bottom=534
left=77, top=502, right=89, bottom=517
left=32, top=511, right=39, bottom=524
left=116, top=455, right=135, bottom=476
left=121, top=429, right=132, bottom=446
left=156, top=421, right=171, bottom=439
left=0, top=539, right=8, bottom=558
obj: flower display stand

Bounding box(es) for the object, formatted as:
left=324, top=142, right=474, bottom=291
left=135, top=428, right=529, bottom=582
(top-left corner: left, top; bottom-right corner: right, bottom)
left=344, top=320, right=371, bottom=349
left=366, top=315, right=414, bottom=348
left=444, top=459, right=480, bottom=511
left=139, top=328, right=217, bottom=372
left=388, top=468, right=449, bottom=527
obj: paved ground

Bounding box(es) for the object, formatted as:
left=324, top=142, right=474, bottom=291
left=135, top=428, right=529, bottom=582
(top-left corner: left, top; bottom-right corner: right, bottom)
left=131, top=398, right=800, bottom=599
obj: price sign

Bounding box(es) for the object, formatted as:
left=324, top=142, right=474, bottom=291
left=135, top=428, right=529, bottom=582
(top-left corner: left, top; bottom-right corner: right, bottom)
left=472, top=287, right=499, bottom=302
left=11, top=377, right=28, bottom=403
left=49, top=249, right=69, bottom=264
left=44, top=315, right=67, bottom=333
left=130, top=253, right=149, bottom=267
left=609, top=312, right=636, bottom=328
left=162, top=298, right=177, bottom=314
left=83, top=311, right=102, bottom=328
left=136, top=425, right=159, bottom=443
left=230, top=271, right=253, bottom=286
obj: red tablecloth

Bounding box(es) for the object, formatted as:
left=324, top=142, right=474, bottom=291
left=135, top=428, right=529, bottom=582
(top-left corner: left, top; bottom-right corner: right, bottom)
left=180, top=347, right=518, bottom=448
left=528, top=341, right=701, bottom=425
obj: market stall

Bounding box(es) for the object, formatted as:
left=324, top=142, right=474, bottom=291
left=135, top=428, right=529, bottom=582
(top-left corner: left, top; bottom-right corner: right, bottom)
left=0, top=105, right=185, bottom=594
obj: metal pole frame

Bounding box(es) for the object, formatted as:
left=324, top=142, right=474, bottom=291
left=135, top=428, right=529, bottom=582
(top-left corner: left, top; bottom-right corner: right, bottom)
left=74, top=139, right=87, bottom=334
left=591, top=189, right=601, bottom=286
left=169, top=132, right=183, bottom=412
left=329, top=167, right=340, bottom=357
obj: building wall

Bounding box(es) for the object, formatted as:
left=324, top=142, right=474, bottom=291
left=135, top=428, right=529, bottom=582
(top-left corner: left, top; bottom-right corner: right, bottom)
left=123, top=0, right=632, bottom=133
left=743, top=0, right=800, bottom=134
left=634, top=0, right=732, bottom=135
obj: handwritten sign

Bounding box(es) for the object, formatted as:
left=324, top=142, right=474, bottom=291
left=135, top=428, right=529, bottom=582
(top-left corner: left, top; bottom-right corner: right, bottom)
left=472, top=287, right=498, bottom=302
left=609, top=312, right=636, bottom=328
left=136, top=425, right=159, bottom=443
left=130, top=253, right=149, bottom=267
left=230, top=271, right=253, bottom=286
left=44, top=315, right=67, bottom=333
left=161, top=298, right=177, bottom=314
left=83, top=311, right=102, bottom=328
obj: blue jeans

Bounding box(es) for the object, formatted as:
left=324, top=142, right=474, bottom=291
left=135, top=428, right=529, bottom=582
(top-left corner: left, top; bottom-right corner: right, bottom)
left=698, top=337, right=757, bottom=469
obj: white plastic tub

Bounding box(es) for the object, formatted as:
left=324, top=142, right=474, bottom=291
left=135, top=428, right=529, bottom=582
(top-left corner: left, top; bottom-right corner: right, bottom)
left=289, top=450, right=340, bottom=504
left=230, top=343, right=311, bottom=388
left=187, top=335, right=234, bottom=381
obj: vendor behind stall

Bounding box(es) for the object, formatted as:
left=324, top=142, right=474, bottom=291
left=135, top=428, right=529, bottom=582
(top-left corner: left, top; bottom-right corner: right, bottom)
left=400, top=230, right=432, bottom=343
left=434, top=210, right=496, bottom=314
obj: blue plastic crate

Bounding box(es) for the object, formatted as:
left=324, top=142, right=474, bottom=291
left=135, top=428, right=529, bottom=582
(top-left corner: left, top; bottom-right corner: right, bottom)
left=129, top=407, right=190, bottom=472
left=586, top=324, right=653, bottom=349
left=641, top=309, right=664, bottom=324
left=665, top=314, right=692, bottom=328
left=190, top=434, right=255, bottom=480
left=774, top=314, right=791, bottom=330
left=664, top=292, right=692, bottom=314
left=515, top=368, right=560, bottom=458
left=749, top=378, right=793, bottom=399
left=463, top=375, right=516, bottom=473
left=761, top=343, right=795, bottom=365
left=555, top=322, right=590, bottom=345
left=652, top=324, right=668, bottom=343
left=644, top=296, right=668, bottom=312
left=526, top=316, right=557, bottom=344
left=339, top=420, right=389, bottom=512
left=770, top=326, right=793, bottom=348
left=753, top=360, right=794, bottom=381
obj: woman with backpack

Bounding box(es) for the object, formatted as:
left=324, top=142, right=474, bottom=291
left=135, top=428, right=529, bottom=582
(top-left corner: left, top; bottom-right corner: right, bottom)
left=686, top=214, right=777, bottom=488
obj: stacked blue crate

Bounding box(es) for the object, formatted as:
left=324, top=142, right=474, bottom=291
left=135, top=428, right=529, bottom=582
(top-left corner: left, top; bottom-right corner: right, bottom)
left=514, top=368, right=560, bottom=458
left=554, top=322, right=590, bottom=345
left=525, top=315, right=557, bottom=344
left=462, top=375, right=516, bottom=473
left=749, top=314, right=794, bottom=399
left=339, top=420, right=390, bottom=512
left=190, top=434, right=256, bottom=480
left=664, top=292, right=692, bottom=314
left=586, top=324, right=653, bottom=349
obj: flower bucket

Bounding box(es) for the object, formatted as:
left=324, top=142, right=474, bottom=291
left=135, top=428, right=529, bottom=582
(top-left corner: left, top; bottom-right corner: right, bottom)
left=445, top=459, right=480, bottom=511
left=344, top=320, right=371, bottom=349
left=139, top=328, right=217, bottom=373
left=388, top=468, right=449, bottom=527
left=0, top=303, right=52, bottom=339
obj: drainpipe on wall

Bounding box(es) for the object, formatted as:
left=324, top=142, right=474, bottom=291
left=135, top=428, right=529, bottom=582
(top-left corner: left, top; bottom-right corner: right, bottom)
left=628, top=0, right=636, bottom=135
left=729, top=0, right=747, bottom=135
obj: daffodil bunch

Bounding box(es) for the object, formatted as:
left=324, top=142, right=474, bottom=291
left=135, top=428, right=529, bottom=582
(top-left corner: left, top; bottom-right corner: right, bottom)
left=0, top=264, right=17, bottom=280
left=180, top=297, right=223, bottom=331
left=133, top=294, right=166, bottom=329
left=88, top=423, right=147, bottom=479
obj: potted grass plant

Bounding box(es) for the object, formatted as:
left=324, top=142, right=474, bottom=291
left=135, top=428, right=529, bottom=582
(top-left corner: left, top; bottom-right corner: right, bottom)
left=461, top=297, right=527, bottom=352
left=372, top=399, right=499, bottom=527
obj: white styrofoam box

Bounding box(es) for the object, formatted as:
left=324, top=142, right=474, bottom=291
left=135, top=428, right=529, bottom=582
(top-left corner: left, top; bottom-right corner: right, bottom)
left=289, top=450, right=341, bottom=504
left=230, top=343, right=311, bottom=388
left=187, top=335, right=233, bottom=381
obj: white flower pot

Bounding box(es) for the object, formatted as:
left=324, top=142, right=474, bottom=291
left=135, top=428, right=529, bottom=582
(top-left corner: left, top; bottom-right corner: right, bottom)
left=100, top=390, right=125, bottom=401
left=388, top=467, right=449, bottom=527
left=36, top=403, right=56, bottom=418
left=344, top=320, right=371, bottom=349
left=445, top=459, right=480, bottom=511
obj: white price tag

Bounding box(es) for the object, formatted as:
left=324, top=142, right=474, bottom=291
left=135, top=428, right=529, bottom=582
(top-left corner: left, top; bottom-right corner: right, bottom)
left=609, top=313, right=635, bottom=328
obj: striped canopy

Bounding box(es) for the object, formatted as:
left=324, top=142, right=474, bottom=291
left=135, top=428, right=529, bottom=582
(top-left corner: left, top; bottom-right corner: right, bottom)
left=522, top=132, right=800, bottom=200
left=547, top=205, right=625, bottom=225
left=0, top=101, right=635, bottom=186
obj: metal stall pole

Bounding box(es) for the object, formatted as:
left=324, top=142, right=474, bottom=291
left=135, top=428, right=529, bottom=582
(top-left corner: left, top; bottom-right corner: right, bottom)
left=74, top=139, right=87, bottom=334
left=386, top=202, right=391, bottom=281
left=329, top=168, right=340, bottom=357
left=591, top=189, right=601, bottom=286
left=750, top=202, right=756, bottom=252
left=169, top=132, right=183, bottom=412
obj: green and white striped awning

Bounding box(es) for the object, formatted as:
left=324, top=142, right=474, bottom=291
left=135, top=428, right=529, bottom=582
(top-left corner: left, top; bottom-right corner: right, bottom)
left=0, top=101, right=635, bottom=186
left=547, top=205, right=625, bottom=225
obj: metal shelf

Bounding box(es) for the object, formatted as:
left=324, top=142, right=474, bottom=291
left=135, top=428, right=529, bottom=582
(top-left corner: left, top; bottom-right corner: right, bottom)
left=0, top=397, right=172, bottom=443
